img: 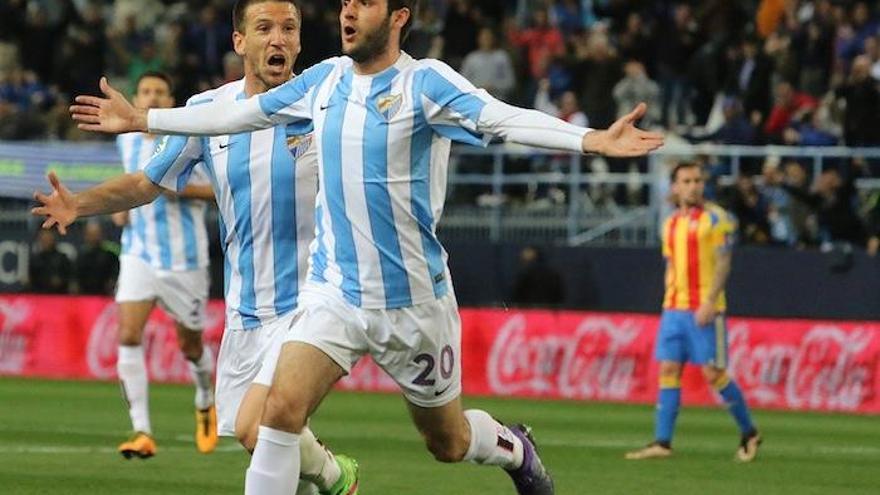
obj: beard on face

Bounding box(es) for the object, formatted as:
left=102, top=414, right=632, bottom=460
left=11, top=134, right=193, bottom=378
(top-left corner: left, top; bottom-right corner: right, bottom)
left=345, top=18, right=391, bottom=63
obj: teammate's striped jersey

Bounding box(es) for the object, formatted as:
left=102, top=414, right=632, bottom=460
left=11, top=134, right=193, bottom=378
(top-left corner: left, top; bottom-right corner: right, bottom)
left=661, top=202, right=735, bottom=312
left=144, top=79, right=318, bottom=330
left=116, top=132, right=210, bottom=272
left=148, top=52, right=589, bottom=310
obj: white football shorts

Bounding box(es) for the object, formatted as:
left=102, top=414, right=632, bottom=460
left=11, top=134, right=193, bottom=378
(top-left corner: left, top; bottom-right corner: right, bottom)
left=281, top=282, right=462, bottom=408
left=215, top=310, right=293, bottom=437
left=115, top=254, right=208, bottom=330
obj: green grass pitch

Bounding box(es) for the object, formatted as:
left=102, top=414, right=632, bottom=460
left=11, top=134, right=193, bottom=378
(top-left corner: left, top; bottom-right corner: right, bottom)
left=0, top=377, right=878, bottom=494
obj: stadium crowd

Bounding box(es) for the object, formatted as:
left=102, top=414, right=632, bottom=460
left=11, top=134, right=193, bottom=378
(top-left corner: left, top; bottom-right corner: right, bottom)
left=1, top=0, right=879, bottom=251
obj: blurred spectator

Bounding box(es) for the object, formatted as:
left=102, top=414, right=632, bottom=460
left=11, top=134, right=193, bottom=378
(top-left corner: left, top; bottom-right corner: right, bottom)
left=654, top=3, right=699, bottom=128
left=686, top=98, right=758, bottom=145
left=508, top=8, right=566, bottom=83
left=0, top=0, right=27, bottom=43
left=612, top=60, right=660, bottom=128
left=443, top=0, right=480, bottom=68
left=785, top=167, right=867, bottom=246
left=551, top=0, right=585, bottom=36
left=18, top=5, right=60, bottom=84
left=510, top=246, right=564, bottom=306
left=461, top=27, right=515, bottom=101
left=184, top=5, right=230, bottom=81
left=616, top=13, right=651, bottom=66
left=728, top=175, right=771, bottom=244
left=405, top=4, right=444, bottom=59
left=58, top=0, right=108, bottom=98
left=28, top=230, right=72, bottom=294
left=783, top=110, right=838, bottom=147
left=535, top=79, right=588, bottom=127
left=763, top=81, right=818, bottom=142
left=793, top=19, right=835, bottom=97
left=835, top=55, right=880, bottom=146
left=782, top=161, right=819, bottom=246
left=75, top=221, right=119, bottom=295
left=761, top=159, right=797, bottom=246
left=570, top=29, right=622, bottom=128
left=725, top=37, right=773, bottom=124
left=837, top=1, right=879, bottom=63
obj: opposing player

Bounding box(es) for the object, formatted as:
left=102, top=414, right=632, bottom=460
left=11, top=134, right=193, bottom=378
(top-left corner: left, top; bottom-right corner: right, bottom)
left=69, top=0, right=664, bottom=493
left=37, top=1, right=358, bottom=493
left=108, top=70, right=217, bottom=458
left=625, top=162, right=761, bottom=462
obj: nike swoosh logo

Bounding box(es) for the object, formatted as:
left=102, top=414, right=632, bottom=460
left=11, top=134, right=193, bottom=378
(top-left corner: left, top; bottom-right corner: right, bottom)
left=320, top=104, right=332, bottom=111
left=219, top=143, right=230, bottom=149
left=434, top=384, right=453, bottom=397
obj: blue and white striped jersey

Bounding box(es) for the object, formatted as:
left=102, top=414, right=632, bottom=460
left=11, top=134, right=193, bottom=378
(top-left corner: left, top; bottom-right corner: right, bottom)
left=148, top=53, right=588, bottom=310
left=116, top=132, right=210, bottom=272
left=144, top=79, right=318, bottom=330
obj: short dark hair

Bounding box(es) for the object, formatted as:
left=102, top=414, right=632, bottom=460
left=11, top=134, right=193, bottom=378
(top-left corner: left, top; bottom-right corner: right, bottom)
left=233, top=0, right=299, bottom=32
left=388, top=0, right=419, bottom=42
left=670, top=161, right=701, bottom=182
left=135, top=71, right=173, bottom=93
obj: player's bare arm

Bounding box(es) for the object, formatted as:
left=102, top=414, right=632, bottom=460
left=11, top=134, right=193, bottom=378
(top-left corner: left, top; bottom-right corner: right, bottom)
left=167, top=184, right=216, bottom=202
left=695, top=249, right=732, bottom=326
left=32, top=171, right=162, bottom=235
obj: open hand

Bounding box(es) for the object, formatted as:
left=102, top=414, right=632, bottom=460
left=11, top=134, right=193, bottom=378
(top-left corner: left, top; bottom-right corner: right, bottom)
left=32, top=172, right=77, bottom=235
left=583, top=103, right=665, bottom=157
left=70, top=77, right=148, bottom=134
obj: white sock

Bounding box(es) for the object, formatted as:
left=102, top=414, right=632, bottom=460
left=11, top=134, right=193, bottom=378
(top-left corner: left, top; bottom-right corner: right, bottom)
left=187, top=349, right=214, bottom=410
left=299, top=426, right=342, bottom=491
left=245, top=426, right=301, bottom=495
left=462, top=410, right=524, bottom=470
left=117, top=345, right=151, bottom=434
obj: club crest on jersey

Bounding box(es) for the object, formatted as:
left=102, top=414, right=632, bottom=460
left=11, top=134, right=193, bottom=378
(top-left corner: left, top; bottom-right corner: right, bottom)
left=377, top=94, right=403, bottom=121
left=287, top=134, right=313, bottom=159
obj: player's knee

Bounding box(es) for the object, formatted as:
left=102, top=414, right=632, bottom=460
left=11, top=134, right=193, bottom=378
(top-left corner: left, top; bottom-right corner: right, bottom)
left=118, top=329, right=141, bottom=347
left=703, top=367, right=729, bottom=389
left=659, top=362, right=682, bottom=378
left=262, top=387, right=308, bottom=433
left=235, top=423, right=258, bottom=453
left=179, top=338, right=203, bottom=362
left=424, top=431, right=469, bottom=463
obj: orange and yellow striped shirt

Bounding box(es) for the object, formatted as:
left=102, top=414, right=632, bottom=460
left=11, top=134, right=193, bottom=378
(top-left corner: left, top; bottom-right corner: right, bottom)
left=662, top=202, right=735, bottom=312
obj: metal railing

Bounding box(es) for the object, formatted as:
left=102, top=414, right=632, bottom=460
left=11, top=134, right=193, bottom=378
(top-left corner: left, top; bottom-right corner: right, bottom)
left=440, top=144, right=880, bottom=246
left=3, top=143, right=880, bottom=247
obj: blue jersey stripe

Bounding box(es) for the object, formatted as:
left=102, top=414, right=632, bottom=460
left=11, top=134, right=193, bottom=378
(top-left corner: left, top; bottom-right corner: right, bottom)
left=311, top=204, right=327, bottom=282
left=152, top=195, right=173, bottom=268
left=144, top=135, right=187, bottom=184
left=411, top=72, right=448, bottom=298
left=365, top=69, right=412, bottom=307
left=421, top=68, right=487, bottom=123
left=431, top=124, right=486, bottom=146
left=321, top=70, right=361, bottom=306
left=121, top=135, right=143, bottom=255
left=259, top=62, right=335, bottom=116
left=179, top=200, right=200, bottom=270
left=271, top=125, right=298, bottom=313
left=227, top=132, right=260, bottom=329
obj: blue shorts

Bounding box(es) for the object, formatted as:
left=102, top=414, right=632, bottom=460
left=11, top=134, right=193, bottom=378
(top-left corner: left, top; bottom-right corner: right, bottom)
left=655, top=310, right=728, bottom=367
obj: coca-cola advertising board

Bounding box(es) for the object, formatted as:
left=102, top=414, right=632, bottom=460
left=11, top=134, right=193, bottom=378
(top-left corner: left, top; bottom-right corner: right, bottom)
left=2, top=295, right=878, bottom=413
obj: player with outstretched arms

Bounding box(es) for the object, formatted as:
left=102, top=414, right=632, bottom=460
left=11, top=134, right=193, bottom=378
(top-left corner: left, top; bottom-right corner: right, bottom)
left=36, top=1, right=358, bottom=494
left=105, top=70, right=217, bottom=459
left=68, top=1, right=664, bottom=493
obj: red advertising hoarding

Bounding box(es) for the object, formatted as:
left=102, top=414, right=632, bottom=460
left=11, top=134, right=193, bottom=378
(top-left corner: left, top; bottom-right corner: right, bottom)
left=1, top=295, right=878, bottom=413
